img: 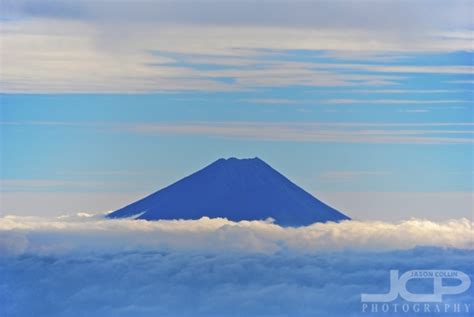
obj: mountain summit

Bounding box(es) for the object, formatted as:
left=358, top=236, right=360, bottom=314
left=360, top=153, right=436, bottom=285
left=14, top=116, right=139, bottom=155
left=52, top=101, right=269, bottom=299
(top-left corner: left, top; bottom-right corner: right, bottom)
left=108, top=157, right=350, bottom=226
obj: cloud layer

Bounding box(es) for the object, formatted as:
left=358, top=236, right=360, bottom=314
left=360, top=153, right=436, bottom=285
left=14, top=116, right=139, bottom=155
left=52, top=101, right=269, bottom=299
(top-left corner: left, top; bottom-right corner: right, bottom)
left=1, top=215, right=472, bottom=255
left=1, top=0, right=472, bottom=92
left=1, top=215, right=473, bottom=316
left=1, top=246, right=473, bottom=316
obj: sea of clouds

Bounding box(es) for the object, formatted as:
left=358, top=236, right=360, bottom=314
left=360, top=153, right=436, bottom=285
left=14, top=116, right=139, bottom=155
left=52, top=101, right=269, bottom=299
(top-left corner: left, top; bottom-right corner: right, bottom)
left=1, top=215, right=473, bottom=316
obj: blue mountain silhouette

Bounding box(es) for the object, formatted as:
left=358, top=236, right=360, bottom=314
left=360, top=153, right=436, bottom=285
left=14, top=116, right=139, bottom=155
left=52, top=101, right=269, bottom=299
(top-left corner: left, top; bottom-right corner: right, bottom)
left=108, top=157, right=350, bottom=226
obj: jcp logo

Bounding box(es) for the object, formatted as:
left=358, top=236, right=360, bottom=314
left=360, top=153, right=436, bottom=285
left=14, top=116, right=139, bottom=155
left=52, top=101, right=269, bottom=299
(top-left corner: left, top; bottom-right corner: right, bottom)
left=361, top=270, right=471, bottom=303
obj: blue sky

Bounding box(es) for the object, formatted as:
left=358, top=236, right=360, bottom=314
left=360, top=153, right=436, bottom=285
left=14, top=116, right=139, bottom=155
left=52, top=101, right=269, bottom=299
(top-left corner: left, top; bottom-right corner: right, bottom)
left=0, top=0, right=473, bottom=219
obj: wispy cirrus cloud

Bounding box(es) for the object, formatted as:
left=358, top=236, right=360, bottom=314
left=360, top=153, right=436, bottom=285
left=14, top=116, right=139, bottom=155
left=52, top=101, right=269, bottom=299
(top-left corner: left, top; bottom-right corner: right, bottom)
left=1, top=1, right=472, bottom=92
left=119, top=122, right=474, bottom=144
left=310, top=63, right=474, bottom=74
left=397, top=109, right=431, bottom=113
left=0, top=178, right=150, bottom=192
left=347, top=89, right=467, bottom=94
left=446, top=80, right=474, bottom=85
left=2, top=120, right=473, bottom=144
left=242, top=98, right=300, bottom=105
left=323, top=99, right=468, bottom=105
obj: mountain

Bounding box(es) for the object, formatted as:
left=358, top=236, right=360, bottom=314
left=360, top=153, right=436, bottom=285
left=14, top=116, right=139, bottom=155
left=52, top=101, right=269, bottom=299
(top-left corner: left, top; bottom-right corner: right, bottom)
left=108, top=157, right=350, bottom=226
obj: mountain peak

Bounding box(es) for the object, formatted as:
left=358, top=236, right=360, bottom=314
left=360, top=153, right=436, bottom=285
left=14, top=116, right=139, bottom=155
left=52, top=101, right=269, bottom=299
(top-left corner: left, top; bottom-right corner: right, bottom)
left=216, top=157, right=263, bottom=163
left=208, top=157, right=268, bottom=171
left=108, top=157, right=350, bottom=226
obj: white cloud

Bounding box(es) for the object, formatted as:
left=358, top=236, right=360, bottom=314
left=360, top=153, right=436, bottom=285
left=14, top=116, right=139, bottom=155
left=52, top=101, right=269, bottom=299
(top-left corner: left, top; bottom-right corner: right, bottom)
left=1, top=245, right=472, bottom=317
left=1, top=1, right=472, bottom=92
left=3, top=1, right=472, bottom=35
left=0, top=215, right=472, bottom=255
left=0, top=214, right=473, bottom=316
left=318, top=64, right=474, bottom=75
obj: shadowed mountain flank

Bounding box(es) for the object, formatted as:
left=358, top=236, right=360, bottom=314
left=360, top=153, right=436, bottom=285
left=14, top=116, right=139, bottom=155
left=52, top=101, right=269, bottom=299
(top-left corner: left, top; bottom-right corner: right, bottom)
left=108, top=157, right=350, bottom=226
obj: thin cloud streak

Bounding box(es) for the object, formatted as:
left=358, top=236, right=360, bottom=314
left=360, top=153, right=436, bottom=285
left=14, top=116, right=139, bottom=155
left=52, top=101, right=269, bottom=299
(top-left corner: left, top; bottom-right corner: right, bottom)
left=0, top=179, right=150, bottom=192
left=324, top=99, right=469, bottom=105
left=346, top=89, right=467, bottom=94
left=121, top=122, right=474, bottom=144
left=2, top=121, right=474, bottom=144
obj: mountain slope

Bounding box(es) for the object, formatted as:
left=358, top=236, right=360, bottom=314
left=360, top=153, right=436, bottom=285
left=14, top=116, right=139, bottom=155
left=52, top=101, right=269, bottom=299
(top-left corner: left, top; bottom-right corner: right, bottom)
left=108, top=157, right=350, bottom=226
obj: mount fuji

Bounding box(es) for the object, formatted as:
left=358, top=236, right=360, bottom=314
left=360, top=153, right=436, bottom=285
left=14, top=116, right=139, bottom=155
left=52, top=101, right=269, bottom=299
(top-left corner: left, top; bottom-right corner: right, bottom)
left=108, top=157, right=350, bottom=226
